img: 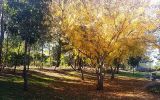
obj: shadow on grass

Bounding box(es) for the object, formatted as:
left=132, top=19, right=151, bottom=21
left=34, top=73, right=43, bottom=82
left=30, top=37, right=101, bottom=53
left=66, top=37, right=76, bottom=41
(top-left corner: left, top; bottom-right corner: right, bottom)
left=0, top=80, right=63, bottom=100
left=0, top=70, right=95, bottom=100
left=29, top=70, right=82, bottom=83
left=0, top=69, right=160, bottom=100
left=40, top=68, right=97, bottom=80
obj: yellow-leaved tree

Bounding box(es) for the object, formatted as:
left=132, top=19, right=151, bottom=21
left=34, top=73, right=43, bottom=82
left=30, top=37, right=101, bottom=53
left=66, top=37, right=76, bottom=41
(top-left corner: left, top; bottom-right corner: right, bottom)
left=51, top=0, right=158, bottom=90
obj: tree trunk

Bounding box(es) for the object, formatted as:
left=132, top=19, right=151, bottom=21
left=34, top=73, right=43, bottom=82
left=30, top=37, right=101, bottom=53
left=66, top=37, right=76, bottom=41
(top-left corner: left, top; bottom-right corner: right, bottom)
left=0, top=3, right=4, bottom=71
left=3, top=32, right=9, bottom=70
left=27, top=45, right=31, bottom=71
left=74, top=59, right=77, bottom=69
left=111, top=66, right=117, bottom=80
left=111, top=67, right=114, bottom=80
left=23, top=40, right=28, bottom=91
left=14, top=65, right=17, bottom=73
left=80, top=66, right=84, bottom=80
left=78, top=57, right=84, bottom=80
left=116, top=65, right=120, bottom=74
left=33, top=45, right=36, bottom=67
left=17, top=42, right=21, bottom=54
left=96, top=65, right=104, bottom=90
left=133, top=67, right=135, bottom=75
left=14, top=42, right=21, bottom=73
left=49, top=43, right=52, bottom=67
left=56, top=39, right=62, bottom=68
left=41, top=42, right=44, bottom=69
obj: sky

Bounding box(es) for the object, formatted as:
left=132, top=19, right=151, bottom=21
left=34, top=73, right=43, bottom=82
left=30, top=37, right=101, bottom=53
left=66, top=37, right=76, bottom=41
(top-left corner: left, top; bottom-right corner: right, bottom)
left=150, top=0, right=160, bottom=5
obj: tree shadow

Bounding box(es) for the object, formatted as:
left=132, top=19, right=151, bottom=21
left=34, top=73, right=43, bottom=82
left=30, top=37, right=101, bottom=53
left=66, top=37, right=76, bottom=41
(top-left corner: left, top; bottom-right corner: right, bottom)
left=39, top=68, right=97, bottom=80
left=29, top=70, right=160, bottom=100
left=0, top=80, right=63, bottom=100
left=1, top=69, right=160, bottom=100
left=29, top=70, right=82, bottom=83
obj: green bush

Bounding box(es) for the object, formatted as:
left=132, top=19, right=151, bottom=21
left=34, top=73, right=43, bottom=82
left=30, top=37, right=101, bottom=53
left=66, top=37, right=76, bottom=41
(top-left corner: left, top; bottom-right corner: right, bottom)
left=7, top=52, right=32, bottom=67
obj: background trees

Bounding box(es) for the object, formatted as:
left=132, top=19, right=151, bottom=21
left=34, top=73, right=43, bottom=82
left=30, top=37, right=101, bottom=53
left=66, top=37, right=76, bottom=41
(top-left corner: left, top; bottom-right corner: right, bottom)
left=5, top=0, right=51, bottom=90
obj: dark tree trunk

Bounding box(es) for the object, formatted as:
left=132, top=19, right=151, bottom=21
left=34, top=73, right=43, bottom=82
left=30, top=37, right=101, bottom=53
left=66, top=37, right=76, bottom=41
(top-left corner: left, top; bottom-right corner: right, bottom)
left=56, top=39, right=62, bottom=68
left=111, top=67, right=114, bottom=80
left=41, top=42, right=44, bottom=69
left=116, top=65, right=120, bottom=74
left=33, top=45, right=36, bottom=67
left=96, top=65, right=104, bottom=90
left=79, top=57, right=84, bottom=80
left=14, top=65, right=17, bottom=73
left=14, top=42, right=21, bottom=73
left=74, top=59, right=77, bottom=69
left=133, top=66, right=135, bottom=75
left=48, top=43, right=52, bottom=67
left=27, top=45, right=31, bottom=71
left=70, top=55, right=85, bottom=80
left=0, top=4, right=4, bottom=71
left=80, top=66, right=84, bottom=80
left=23, top=40, right=28, bottom=91
left=17, top=42, right=21, bottom=54
left=4, top=32, right=9, bottom=70
left=13, top=42, right=19, bottom=72
left=110, top=66, right=117, bottom=80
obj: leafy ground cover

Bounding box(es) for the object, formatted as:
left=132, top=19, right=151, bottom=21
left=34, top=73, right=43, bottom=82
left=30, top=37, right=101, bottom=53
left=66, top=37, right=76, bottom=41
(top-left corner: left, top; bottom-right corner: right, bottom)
left=0, top=68, right=160, bottom=100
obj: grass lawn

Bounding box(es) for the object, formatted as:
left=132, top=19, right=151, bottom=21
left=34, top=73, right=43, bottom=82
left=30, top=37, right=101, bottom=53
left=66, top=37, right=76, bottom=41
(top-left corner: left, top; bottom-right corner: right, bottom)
left=0, top=68, right=160, bottom=100
left=117, top=70, right=160, bottom=79
left=117, top=71, right=148, bottom=78
left=0, top=72, right=61, bottom=100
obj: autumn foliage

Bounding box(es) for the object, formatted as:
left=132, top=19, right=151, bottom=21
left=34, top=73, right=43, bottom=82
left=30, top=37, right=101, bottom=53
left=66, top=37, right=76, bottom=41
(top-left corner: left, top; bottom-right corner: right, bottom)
left=46, top=0, right=159, bottom=90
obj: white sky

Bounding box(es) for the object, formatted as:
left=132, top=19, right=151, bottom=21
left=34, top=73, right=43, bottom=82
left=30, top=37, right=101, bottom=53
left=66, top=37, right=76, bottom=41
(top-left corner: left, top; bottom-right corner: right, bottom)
left=150, top=0, right=160, bottom=5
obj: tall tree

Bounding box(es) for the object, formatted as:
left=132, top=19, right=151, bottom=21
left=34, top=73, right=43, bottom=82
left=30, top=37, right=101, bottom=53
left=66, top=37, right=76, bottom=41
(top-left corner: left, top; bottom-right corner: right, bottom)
left=6, top=0, right=51, bottom=90
left=0, top=0, right=4, bottom=70
left=128, top=56, right=142, bottom=74
left=47, top=0, right=71, bottom=68
left=61, top=0, right=157, bottom=90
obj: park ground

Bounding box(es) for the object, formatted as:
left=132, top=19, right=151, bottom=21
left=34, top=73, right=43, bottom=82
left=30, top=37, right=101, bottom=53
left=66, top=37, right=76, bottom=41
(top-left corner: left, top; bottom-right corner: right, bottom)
left=0, top=67, right=160, bottom=100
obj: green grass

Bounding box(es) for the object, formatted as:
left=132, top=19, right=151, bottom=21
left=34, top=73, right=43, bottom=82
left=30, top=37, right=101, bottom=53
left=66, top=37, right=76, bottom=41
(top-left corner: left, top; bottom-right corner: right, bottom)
left=0, top=70, right=93, bottom=100
left=117, top=71, right=149, bottom=78
left=1, top=69, right=160, bottom=100
left=117, top=71, right=160, bottom=79
left=0, top=73, right=63, bottom=100
left=156, top=73, right=160, bottom=76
